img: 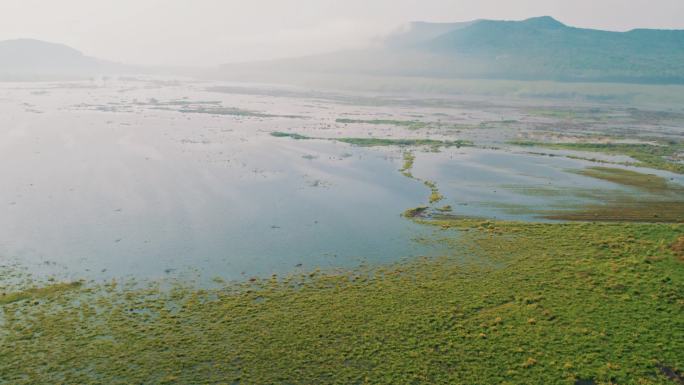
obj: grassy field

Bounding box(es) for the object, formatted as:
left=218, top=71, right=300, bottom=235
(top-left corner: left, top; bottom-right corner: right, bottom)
left=1, top=219, right=682, bottom=384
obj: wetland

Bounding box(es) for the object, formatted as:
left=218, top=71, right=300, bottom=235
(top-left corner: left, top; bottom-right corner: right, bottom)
left=1, top=78, right=683, bottom=384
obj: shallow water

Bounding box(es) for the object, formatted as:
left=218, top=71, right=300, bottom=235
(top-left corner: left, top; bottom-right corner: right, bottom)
left=410, top=147, right=671, bottom=220
left=1, top=79, right=680, bottom=282
left=1, top=81, right=448, bottom=282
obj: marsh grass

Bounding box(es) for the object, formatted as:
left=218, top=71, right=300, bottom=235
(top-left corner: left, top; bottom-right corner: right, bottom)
left=0, top=281, right=82, bottom=305
left=574, top=167, right=683, bottom=194
left=180, top=107, right=302, bottom=119
left=512, top=141, right=684, bottom=174
left=543, top=200, right=684, bottom=223
left=270, top=132, right=471, bottom=150
left=0, top=221, right=682, bottom=384
left=336, top=118, right=429, bottom=130
left=270, top=131, right=311, bottom=140
left=400, top=151, right=415, bottom=177
left=542, top=167, right=684, bottom=223
left=336, top=137, right=471, bottom=148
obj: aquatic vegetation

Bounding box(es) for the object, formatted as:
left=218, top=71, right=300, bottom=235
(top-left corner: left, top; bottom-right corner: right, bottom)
left=500, top=184, right=570, bottom=197
left=336, top=118, right=429, bottom=130
left=135, top=98, right=222, bottom=107
left=543, top=200, right=684, bottom=223
left=401, top=206, right=429, bottom=218
left=437, top=205, right=453, bottom=212
left=575, top=167, right=683, bottom=194
left=512, top=141, right=684, bottom=174
left=486, top=167, right=684, bottom=223
left=429, top=190, right=444, bottom=203
left=542, top=167, right=684, bottom=223
left=340, top=117, right=485, bottom=130
left=270, top=133, right=471, bottom=150
left=336, top=137, right=471, bottom=148
left=425, top=180, right=445, bottom=204
left=1, top=221, right=682, bottom=384
left=400, top=151, right=415, bottom=177
left=179, top=106, right=302, bottom=119
left=397, top=151, right=445, bottom=206
left=270, top=131, right=312, bottom=140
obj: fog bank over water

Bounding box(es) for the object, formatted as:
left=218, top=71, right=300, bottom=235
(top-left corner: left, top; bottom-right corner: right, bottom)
left=1, top=0, right=683, bottom=66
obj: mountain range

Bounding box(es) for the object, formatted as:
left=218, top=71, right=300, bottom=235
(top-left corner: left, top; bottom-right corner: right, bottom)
left=2, top=17, right=684, bottom=83
left=215, top=16, right=684, bottom=84
left=0, top=39, right=137, bottom=81
left=420, top=16, right=684, bottom=83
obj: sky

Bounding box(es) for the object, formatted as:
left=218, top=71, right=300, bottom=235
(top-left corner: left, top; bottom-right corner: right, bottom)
left=1, top=0, right=683, bottom=67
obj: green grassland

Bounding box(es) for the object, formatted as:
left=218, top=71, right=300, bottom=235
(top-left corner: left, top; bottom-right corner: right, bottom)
left=1, top=219, right=682, bottom=384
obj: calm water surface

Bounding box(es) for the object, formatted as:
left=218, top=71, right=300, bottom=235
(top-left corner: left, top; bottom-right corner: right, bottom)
left=1, top=80, right=680, bottom=282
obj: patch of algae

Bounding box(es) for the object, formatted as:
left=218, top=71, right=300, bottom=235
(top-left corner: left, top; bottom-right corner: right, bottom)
left=1, top=220, right=682, bottom=384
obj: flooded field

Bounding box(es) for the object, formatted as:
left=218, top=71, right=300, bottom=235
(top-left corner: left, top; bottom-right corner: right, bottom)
left=1, top=78, right=683, bottom=282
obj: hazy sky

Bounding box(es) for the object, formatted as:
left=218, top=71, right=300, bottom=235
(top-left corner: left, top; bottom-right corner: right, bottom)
left=1, top=0, right=683, bottom=66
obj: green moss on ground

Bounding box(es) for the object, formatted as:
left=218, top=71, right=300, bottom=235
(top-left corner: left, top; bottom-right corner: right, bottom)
left=1, top=221, right=682, bottom=384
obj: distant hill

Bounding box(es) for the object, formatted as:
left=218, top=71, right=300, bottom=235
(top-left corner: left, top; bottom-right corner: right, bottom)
left=421, top=16, right=684, bottom=83
left=212, top=16, right=684, bottom=84
left=0, top=39, right=138, bottom=81
left=4, top=18, right=683, bottom=84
